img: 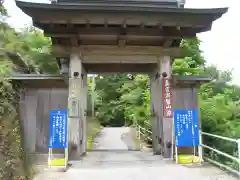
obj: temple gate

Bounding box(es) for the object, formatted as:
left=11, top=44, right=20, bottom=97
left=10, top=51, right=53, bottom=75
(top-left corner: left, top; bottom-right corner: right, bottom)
left=15, top=0, right=227, bottom=160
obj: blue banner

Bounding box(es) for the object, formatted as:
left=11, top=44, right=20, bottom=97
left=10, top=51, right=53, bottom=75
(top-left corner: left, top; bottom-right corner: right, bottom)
left=49, top=110, right=68, bottom=148
left=174, top=109, right=199, bottom=147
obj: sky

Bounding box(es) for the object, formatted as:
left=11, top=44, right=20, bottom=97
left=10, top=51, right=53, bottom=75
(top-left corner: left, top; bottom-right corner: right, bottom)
left=3, top=0, right=240, bottom=84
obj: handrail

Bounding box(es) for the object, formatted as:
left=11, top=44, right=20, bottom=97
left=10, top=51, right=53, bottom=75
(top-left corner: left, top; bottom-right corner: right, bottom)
left=200, top=131, right=240, bottom=176
left=136, top=124, right=152, bottom=141
left=201, top=132, right=238, bottom=143
left=139, top=126, right=152, bottom=134
left=134, top=124, right=240, bottom=176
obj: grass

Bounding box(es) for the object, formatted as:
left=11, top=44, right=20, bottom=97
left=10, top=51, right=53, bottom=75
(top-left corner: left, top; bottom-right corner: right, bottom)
left=86, top=117, right=103, bottom=150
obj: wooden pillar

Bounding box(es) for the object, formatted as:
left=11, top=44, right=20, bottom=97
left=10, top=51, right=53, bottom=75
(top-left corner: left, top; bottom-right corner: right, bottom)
left=150, top=74, right=162, bottom=155
left=81, top=67, right=88, bottom=155
left=68, top=52, right=84, bottom=159
left=149, top=56, right=173, bottom=157
left=159, top=56, right=173, bottom=158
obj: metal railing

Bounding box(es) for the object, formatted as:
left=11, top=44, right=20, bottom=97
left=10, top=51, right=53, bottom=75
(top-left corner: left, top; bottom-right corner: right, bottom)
left=135, top=124, right=240, bottom=176
left=136, top=123, right=152, bottom=142
left=200, top=131, right=240, bottom=176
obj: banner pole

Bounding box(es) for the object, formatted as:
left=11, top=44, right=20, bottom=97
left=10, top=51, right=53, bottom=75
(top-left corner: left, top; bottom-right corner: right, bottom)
left=175, top=116, right=178, bottom=164
left=64, top=147, right=67, bottom=170
left=192, top=111, right=195, bottom=163
left=65, top=111, right=69, bottom=170
left=48, top=148, right=50, bottom=168
left=193, top=138, right=196, bottom=163
left=175, top=143, right=178, bottom=164
left=171, top=113, right=174, bottom=161
left=50, top=148, right=52, bottom=168
left=199, top=131, right=203, bottom=164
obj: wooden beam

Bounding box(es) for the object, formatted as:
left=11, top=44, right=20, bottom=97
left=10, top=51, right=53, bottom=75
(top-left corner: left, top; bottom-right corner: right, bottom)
left=51, top=34, right=165, bottom=41
left=70, top=36, right=79, bottom=46
left=84, top=63, right=156, bottom=73
left=118, top=25, right=127, bottom=46
left=32, top=11, right=211, bottom=28
left=20, top=80, right=67, bottom=88
left=83, top=55, right=158, bottom=64
left=51, top=37, right=171, bottom=47
left=118, top=38, right=126, bottom=47
left=66, top=22, right=74, bottom=29
left=104, top=18, right=108, bottom=28
left=51, top=45, right=185, bottom=57
left=44, top=26, right=197, bottom=38
left=163, top=39, right=173, bottom=47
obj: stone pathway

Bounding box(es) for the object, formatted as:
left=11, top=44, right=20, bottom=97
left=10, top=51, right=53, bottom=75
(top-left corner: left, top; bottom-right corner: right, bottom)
left=34, top=127, right=238, bottom=180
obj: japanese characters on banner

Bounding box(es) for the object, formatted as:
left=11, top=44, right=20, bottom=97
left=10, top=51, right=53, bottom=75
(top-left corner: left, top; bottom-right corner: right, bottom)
left=162, top=78, right=173, bottom=118
left=49, top=110, right=68, bottom=149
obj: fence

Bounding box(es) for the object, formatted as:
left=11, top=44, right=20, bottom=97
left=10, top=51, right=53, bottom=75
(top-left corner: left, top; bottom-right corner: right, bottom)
left=135, top=124, right=240, bottom=176
left=135, top=123, right=152, bottom=142
left=200, top=131, right=240, bottom=176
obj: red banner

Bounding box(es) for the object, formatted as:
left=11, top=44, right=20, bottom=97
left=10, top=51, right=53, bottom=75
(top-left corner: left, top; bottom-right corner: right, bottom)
left=162, top=78, right=173, bottom=118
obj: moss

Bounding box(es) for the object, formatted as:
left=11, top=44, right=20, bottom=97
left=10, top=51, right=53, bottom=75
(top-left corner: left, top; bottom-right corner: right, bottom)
left=86, top=117, right=102, bottom=150
left=0, top=80, right=31, bottom=180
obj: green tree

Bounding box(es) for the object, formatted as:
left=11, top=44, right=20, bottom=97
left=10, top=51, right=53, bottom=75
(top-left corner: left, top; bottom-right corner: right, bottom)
left=20, top=28, right=59, bottom=73
left=172, top=39, right=205, bottom=75
left=94, top=75, right=130, bottom=126
left=0, top=6, right=59, bottom=178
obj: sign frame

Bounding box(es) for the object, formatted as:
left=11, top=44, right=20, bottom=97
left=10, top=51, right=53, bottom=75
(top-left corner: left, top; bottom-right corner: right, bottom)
left=48, top=109, right=68, bottom=170
left=172, top=108, right=201, bottom=164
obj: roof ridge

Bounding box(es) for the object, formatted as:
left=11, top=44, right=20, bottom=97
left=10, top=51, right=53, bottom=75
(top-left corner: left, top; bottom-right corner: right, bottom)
left=15, top=1, right=228, bottom=15
left=56, top=0, right=179, bottom=7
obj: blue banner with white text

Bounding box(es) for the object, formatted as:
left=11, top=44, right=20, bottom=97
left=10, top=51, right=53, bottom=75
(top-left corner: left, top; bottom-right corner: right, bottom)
left=49, top=110, right=68, bottom=148
left=174, top=109, right=199, bottom=147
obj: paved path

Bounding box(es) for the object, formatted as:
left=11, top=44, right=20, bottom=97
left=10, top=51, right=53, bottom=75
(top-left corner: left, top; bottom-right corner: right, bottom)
left=34, top=127, right=238, bottom=180
left=92, top=127, right=130, bottom=150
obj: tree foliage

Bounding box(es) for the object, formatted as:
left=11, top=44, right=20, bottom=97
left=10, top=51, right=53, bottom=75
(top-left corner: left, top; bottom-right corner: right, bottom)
left=0, top=6, right=58, bottom=179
